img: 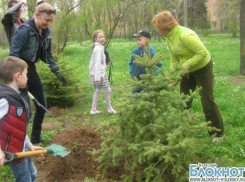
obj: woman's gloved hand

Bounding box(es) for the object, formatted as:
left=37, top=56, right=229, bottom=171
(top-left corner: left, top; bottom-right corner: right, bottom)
left=54, top=71, right=68, bottom=86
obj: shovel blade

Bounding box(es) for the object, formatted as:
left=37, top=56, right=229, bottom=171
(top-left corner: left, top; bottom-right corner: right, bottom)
left=45, top=144, right=70, bottom=158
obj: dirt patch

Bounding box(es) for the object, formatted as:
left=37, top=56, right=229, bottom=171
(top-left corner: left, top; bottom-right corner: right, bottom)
left=35, top=126, right=125, bottom=182
left=48, top=106, right=63, bottom=118
left=42, top=122, right=58, bottom=130
left=230, top=75, right=245, bottom=85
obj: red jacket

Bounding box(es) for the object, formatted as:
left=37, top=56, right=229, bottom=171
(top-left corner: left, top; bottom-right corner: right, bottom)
left=0, top=84, right=27, bottom=162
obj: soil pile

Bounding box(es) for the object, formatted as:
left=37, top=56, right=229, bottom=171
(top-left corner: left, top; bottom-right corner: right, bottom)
left=35, top=126, right=124, bottom=182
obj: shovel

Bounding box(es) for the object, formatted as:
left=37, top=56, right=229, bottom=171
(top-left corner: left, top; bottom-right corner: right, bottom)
left=3, top=144, right=70, bottom=165
left=28, top=92, right=53, bottom=116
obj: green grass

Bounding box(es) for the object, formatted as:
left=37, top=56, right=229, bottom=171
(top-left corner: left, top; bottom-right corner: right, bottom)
left=0, top=48, right=8, bottom=62
left=0, top=34, right=244, bottom=180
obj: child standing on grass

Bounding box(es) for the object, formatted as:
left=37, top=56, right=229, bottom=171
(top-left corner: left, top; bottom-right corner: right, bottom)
left=0, top=56, right=44, bottom=181
left=129, top=29, right=163, bottom=94
left=89, top=30, right=116, bottom=114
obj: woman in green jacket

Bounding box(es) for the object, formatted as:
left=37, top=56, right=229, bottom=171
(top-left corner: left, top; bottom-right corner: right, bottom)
left=152, top=11, right=224, bottom=141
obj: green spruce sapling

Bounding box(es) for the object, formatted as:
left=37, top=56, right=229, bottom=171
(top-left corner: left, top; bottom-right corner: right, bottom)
left=38, top=54, right=84, bottom=108
left=90, top=43, right=214, bottom=181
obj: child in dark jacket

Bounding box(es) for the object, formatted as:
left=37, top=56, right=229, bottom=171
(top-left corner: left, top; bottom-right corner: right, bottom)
left=0, top=56, right=43, bottom=182
left=129, top=29, right=163, bottom=94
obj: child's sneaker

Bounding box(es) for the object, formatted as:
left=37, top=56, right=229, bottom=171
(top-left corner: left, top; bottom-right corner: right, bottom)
left=108, top=108, right=117, bottom=114
left=90, top=110, right=102, bottom=115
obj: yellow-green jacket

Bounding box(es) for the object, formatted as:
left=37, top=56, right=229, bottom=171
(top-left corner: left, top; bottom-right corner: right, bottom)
left=166, top=25, right=211, bottom=72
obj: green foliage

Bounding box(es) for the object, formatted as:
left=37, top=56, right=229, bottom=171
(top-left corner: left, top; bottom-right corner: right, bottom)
left=52, top=11, right=78, bottom=53
left=0, top=48, right=9, bottom=84
left=71, top=142, right=82, bottom=152
left=0, top=166, right=15, bottom=182
left=0, top=48, right=8, bottom=61
left=218, top=0, right=240, bottom=37
left=84, top=177, right=98, bottom=182
left=198, top=29, right=213, bottom=37
left=38, top=54, right=84, bottom=108
left=90, top=44, right=214, bottom=181
left=179, top=0, right=210, bottom=31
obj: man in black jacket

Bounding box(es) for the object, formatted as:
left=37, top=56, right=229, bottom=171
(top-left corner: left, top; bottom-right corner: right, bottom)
left=1, top=1, right=26, bottom=46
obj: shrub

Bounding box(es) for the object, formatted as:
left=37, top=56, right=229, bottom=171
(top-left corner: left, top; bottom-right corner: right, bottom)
left=38, top=54, right=83, bottom=108
left=198, top=29, right=213, bottom=37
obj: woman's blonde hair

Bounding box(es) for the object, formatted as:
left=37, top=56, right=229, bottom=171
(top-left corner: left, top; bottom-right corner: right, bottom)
left=152, top=11, right=178, bottom=30
left=34, top=2, right=54, bottom=15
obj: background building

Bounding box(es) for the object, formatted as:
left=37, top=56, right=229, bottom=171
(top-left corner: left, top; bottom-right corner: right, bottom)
left=207, top=0, right=221, bottom=30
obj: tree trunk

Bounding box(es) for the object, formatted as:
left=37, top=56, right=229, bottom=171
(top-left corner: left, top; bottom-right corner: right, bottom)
left=232, top=29, right=237, bottom=38
left=124, top=20, right=126, bottom=39
left=184, top=0, right=188, bottom=27
left=240, top=0, right=245, bottom=74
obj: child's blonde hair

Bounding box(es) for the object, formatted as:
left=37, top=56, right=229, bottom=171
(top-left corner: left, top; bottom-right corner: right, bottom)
left=0, top=56, right=28, bottom=84
left=92, top=29, right=104, bottom=43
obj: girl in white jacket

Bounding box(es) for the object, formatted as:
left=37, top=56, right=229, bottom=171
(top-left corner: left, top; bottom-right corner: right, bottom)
left=89, top=30, right=116, bottom=114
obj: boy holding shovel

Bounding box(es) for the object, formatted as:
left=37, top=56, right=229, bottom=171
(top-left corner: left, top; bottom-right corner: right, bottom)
left=0, top=56, right=43, bottom=181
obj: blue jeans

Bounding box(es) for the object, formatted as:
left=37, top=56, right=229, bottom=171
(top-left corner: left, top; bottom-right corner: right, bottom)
left=8, top=157, right=37, bottom=182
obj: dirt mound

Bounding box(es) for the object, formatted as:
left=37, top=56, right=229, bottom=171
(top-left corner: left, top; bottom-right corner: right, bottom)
left=35, top=126, right=124, bottom=182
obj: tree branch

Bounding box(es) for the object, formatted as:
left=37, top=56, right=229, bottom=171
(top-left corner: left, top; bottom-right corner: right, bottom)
left=65, top=0, right=85, bottom=15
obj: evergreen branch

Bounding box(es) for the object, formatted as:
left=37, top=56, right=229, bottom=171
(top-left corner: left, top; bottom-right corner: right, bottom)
left=152, top=160, right=160, bottom=169
left=132, top=54, right=146, bottom=62
left=150, top=52, right=164, bottom=67
left=133, top=60, right=147, bottom=67
left=161, top=164, right=171, bottom=177
left=146, top=41, right=151, bottom=63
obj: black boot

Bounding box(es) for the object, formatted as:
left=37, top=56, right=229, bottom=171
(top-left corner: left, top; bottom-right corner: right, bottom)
left=31, top=136, right=45, bottom=144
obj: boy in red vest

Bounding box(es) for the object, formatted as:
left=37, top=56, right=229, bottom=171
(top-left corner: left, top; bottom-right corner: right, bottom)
left=0, top=56, right=43, bottom=181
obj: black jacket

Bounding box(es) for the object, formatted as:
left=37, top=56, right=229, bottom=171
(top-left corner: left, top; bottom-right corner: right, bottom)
left=9, top=19, right=59, bottom=73
left=1, top=3, right=24, bottom=46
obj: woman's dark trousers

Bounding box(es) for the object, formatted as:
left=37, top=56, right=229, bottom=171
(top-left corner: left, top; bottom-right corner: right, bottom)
left=27, top=69, right=47, bottom=142
left=180, top=60, right=224, bottom=137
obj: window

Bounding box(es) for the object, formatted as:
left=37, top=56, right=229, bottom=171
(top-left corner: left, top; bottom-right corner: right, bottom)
left=213, top=3, right=217, bottom=8
left=213, top=12, right=217, bottom=17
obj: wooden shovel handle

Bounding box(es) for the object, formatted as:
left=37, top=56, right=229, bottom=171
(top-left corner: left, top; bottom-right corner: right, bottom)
left=27, top=92, right=35, bottom=100
left=16, top=150, right=48, bottom=158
